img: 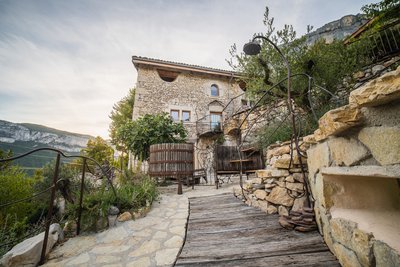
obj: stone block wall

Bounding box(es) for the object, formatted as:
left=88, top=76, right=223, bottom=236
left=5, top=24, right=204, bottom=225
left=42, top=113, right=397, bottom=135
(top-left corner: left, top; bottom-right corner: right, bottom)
left=133, top=66, right=244, bottom=142
left=233, top=140, right=312, bottom=220
left=307, top=67, right=400, bottom=267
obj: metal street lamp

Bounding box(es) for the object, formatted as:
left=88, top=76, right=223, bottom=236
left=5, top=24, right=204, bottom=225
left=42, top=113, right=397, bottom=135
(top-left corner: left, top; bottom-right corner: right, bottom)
left=243, top=35, right=311, bottom=208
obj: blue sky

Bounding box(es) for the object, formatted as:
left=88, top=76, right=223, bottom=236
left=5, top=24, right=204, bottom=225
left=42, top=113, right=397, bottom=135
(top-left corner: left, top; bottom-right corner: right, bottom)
left=0, top=0, right=373, bottom=138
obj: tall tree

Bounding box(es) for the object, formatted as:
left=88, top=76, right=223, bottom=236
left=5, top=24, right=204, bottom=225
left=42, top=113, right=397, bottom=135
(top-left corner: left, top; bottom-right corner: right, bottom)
left=109, top=88, right=135, bottom=152
left=81, top=136, right=114, bottom=165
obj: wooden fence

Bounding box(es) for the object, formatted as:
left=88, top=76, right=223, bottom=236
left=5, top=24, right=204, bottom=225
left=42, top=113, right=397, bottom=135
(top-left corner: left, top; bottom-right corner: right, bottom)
left=215, top=145, right=264, bottom=172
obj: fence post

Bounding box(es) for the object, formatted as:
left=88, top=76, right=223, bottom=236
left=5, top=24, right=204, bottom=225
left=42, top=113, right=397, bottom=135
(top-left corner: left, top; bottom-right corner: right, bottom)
left=39, top=153, right=60, bottom=265
left=177, top=175, right=183, bottom=195
left=76, top=158, right=87, bottom=235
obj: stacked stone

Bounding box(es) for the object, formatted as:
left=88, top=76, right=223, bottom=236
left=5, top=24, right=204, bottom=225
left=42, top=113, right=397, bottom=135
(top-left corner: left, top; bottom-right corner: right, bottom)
left=233, top=139, right=316, bottom=231
left=335, top=56, right=399, bottom=105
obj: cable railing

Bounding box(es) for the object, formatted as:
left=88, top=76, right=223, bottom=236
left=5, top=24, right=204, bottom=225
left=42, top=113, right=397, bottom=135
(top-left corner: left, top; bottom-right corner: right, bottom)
left=0, top=148, right=117, bottom=265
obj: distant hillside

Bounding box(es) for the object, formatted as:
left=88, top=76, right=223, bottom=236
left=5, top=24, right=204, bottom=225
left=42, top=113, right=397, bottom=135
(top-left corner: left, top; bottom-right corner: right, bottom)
left=0, top=120, right=95, bottom=170
left=305, top=14, right=368, bottom=45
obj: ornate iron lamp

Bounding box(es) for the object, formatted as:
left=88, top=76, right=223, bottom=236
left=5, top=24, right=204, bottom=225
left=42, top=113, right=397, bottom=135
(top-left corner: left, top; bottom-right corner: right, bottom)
left=243, top=36, right=311, bottom=209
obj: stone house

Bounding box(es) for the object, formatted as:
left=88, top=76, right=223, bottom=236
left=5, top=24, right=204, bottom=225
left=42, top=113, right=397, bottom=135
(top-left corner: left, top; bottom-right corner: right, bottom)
left=131, top=56, right=246, bottom=183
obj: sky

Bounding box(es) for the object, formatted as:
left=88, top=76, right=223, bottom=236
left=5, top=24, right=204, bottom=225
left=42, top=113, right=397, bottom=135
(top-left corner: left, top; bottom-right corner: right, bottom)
left=0, top=0, right=373, bottom=138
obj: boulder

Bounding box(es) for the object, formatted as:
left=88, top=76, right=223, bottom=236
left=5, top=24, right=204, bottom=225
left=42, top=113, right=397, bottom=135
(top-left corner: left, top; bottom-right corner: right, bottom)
left=272, top=145, right=291, bottom=156
left=258, top=201, right=269, bottom=213
left=292, top=173, right=305, bottom=183
left=330, top=218, right=357, bottom=248
left=117, top=211, right=132, bottom=222
left=256, top=169, right=289, bottom=178
left=351, top=228, right=375, bottom=267
left=358, top=126, right=400, bottom=165
left=254, top=189, right=267, bottom=200
left=314, top=105, right=363, bottom=141
left=291, top=196, right=308, bottom=212
left=373, top=240, right=400, bottom=267
left=333, top=243, right=362, bottom=267
left=267, top=205, right=278, bottom=214
left=278, top=206, right=289, bottom=216
left=265, top=187, right=294, bottom=206
left=0, top=224, right=63, bottom=267
left=349, top=66, right=400, bottom=107
left=286, top=182, right=304, bottom=192
left=285, top=175, right=295, bottom=182
left=272, top=154, right=292, bottom=169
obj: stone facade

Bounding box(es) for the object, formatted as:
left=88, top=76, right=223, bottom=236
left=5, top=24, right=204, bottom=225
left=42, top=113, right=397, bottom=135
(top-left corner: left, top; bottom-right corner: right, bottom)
left=307, top=67, right=400, bottom=267
left=131, top=56, right=245, bottom=183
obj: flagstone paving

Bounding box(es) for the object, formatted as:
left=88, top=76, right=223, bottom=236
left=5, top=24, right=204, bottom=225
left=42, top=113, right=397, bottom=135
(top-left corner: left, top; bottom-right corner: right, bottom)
left=42, top=183, right=236, bottom=267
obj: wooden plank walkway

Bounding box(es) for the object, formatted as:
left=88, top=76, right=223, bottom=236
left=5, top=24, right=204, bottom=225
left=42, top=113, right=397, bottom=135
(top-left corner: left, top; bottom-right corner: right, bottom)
left=175, top=193, right=339, bottom=267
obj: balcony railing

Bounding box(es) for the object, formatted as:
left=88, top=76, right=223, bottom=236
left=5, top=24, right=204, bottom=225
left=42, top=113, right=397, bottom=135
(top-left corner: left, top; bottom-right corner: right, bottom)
left=196, top=116, right=223, bottom=137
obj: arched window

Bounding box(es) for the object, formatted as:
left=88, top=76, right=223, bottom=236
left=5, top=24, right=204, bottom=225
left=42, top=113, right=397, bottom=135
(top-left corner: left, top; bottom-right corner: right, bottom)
left=210, top=84, right=219, bottom=97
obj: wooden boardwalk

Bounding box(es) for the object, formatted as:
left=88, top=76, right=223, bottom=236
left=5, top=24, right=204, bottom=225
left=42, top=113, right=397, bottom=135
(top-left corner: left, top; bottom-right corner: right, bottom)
left=175, top=193, right=339, bottom=267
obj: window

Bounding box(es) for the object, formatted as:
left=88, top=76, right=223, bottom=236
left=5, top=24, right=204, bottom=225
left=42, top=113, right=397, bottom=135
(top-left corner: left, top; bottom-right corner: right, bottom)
left=182, top=111, right=191, bottom=122
left=210, top=112, right=222, bottom=131
left=170, top=110, right=179, bottom=121
left=210, top=84, right=219, bottom=97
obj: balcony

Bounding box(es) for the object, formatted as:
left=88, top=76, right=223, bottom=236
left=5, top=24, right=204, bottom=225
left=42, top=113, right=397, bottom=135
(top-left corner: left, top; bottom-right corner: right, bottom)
left=196, top=117, right=223, bottom=137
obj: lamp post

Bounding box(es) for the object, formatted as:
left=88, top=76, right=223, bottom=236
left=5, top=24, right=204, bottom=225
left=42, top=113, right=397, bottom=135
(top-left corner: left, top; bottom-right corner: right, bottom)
left=243, top=35, right=311, bottom=208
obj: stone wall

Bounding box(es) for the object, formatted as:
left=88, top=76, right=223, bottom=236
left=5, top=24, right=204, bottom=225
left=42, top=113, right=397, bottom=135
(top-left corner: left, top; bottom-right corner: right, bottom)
left=233, top=139, right=312, bottom=222
left=336, top=56, right=400, bottom=105
left=307, top=67, right=400, bottom=267
left=133, top=66, right=244, bottom=143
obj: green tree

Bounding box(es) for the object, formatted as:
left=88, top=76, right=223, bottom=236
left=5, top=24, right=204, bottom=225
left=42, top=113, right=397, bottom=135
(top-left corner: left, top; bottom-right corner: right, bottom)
left=228, top=6, right=365, bottom=112
left=117, top=113, right=187, bottom=161
left=361, top=0, right=399, bottom=19
left=81, top=136, right=114, bottom=165
left=109, top=88, right=135, bottom=152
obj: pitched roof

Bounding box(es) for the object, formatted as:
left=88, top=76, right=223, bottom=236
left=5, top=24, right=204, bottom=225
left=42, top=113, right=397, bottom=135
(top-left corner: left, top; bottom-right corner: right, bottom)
left=132, top=56, right=242, bottom=78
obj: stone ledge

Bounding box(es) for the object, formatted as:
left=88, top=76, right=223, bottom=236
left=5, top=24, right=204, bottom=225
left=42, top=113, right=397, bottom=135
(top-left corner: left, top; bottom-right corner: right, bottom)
left=321, top=165, right=400, bottom=179
left=349, top=66, right=400, bottom=107
left=314, top=104, right=363, bottom=142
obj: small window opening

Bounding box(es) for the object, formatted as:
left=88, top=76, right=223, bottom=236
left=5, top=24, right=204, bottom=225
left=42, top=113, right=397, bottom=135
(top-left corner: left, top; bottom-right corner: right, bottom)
left=182, top=111, right=191, bottom=122
left=211, top=84, right=219, bottom=97
left=170, top=110, right=179, bottom=121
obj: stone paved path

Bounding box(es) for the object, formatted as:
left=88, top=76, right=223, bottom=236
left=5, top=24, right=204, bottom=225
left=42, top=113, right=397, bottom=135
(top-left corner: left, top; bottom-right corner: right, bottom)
left=43, top=183, right=236, bottom=267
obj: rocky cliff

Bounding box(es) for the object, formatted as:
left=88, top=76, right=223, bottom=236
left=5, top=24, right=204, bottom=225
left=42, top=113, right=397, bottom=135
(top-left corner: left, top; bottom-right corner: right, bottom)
left=0, top=120, right=94, bottom=169
left=0, top=120, right=93, bottom=153
left=306, top=14, right=368, bottom=45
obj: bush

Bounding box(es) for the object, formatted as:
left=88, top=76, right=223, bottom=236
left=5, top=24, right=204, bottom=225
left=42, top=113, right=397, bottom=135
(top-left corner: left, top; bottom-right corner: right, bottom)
left=256, top=112, right=319, bottom=149
left=66, top=174, right=158, bottom=232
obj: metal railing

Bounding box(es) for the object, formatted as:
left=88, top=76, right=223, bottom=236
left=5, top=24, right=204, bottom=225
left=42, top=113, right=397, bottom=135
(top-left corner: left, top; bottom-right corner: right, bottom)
left=196, top=115, right=223, bottom=137
left=348, top=20, right=400, bottom=63
left=0, top=148, right=117, bottom=264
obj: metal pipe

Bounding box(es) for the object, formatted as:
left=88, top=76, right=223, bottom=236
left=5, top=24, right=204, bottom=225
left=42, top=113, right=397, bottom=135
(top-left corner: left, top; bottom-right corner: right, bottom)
left=76, top=158, right=87, bottom=235
left=39, top=153, right=60, bottom=265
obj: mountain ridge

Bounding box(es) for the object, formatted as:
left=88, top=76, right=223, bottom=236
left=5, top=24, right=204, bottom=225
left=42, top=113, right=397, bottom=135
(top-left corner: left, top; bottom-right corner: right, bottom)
left=0, top=119, right=95, bottom=169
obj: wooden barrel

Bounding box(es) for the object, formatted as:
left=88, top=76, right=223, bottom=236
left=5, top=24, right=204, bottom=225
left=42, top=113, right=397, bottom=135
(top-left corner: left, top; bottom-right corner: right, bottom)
left=149, top=143, right=194, bottom=178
